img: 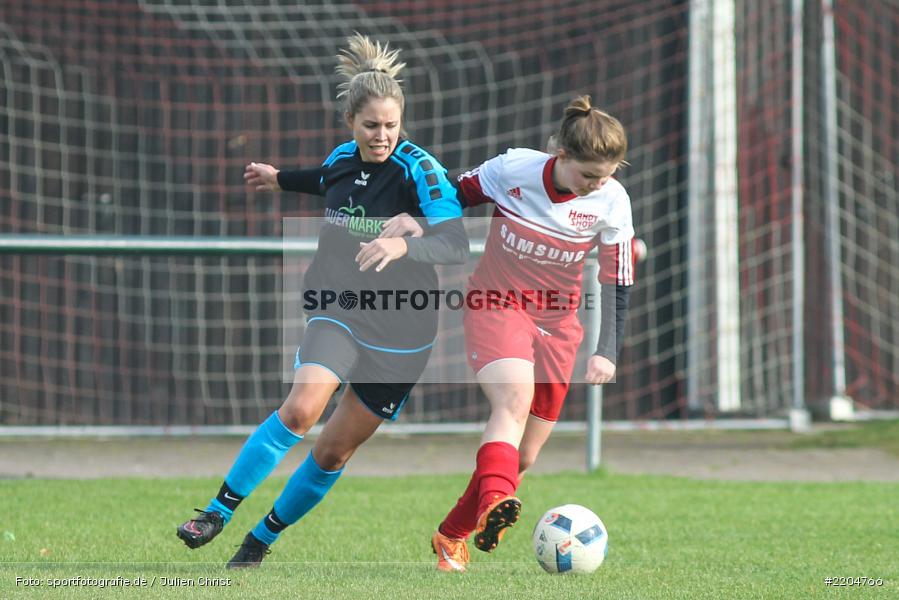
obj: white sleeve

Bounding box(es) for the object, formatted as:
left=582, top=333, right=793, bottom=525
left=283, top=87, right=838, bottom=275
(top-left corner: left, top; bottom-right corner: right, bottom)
left=457, top=152, right=506, bottom=206
left=599, top=187, right=635, bottom=245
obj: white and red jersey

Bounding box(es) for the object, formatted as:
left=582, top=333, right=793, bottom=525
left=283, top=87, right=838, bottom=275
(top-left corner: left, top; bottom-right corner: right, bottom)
left=459, top=148, right=635, bottom=321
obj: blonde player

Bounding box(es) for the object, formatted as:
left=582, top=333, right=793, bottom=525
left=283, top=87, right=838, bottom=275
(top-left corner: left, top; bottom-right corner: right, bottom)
left=176, top=33, right=467, bottom=569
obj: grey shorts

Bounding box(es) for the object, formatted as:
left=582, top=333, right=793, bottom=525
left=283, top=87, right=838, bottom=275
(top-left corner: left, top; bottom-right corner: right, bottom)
left=293, top=319, right=431, bottom=421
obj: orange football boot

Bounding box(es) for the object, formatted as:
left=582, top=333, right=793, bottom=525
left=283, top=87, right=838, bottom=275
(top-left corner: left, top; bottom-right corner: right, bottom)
left=431, top=530, right=470, bottom=573
left=474, top=495, right=521, bottom=552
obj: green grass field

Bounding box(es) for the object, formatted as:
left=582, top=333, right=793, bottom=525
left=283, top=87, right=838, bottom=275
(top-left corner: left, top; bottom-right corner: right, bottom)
left=2, top=468, right=897, bottom=599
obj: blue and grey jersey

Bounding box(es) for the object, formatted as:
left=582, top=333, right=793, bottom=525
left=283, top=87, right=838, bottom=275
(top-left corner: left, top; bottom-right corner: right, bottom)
left=277, top=139, right=468, bottom=351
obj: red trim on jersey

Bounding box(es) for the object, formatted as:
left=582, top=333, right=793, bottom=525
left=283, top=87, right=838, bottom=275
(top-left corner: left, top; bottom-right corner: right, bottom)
left=542, top=157, right=577, bottom=204
left=494, top=202, right=596, bottom=242
left=457, top=168, right=493, bottom=207
left=469, top=213, right=593, bottom=321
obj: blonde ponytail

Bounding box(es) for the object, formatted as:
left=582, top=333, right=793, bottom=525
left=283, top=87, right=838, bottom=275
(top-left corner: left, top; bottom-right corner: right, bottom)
left=335, top=32, right=406, bottom=117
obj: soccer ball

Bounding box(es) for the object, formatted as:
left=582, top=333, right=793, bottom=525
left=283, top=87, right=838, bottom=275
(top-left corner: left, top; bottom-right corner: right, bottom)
left=532, top=504, right=608, bottom=574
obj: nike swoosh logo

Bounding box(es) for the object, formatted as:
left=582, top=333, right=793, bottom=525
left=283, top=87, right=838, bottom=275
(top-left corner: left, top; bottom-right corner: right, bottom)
left=267, top=514, right=279, bottom=525
left=439, top=546, right=462, bottom=571
left=223, top=492, right=240, bottom=501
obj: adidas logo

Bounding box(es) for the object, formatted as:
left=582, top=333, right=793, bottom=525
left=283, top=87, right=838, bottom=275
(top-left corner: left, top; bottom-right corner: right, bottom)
left=507, top=187, right=521, bottom=199
left=354, top=171, right=370, bottom=186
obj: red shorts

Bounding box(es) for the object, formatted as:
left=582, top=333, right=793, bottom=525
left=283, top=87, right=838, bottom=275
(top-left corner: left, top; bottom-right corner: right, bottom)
left=463, top=307, right=584, bottom=422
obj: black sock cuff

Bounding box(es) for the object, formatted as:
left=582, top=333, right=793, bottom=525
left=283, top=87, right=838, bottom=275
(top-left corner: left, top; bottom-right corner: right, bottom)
left=216, top=482, right=244, bottom=512
left=263, top=508, right=289, bottom=534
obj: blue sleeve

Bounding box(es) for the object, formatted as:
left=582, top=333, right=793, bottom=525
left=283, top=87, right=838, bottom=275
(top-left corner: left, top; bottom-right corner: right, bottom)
left=322, top=141, right=358, bottom=168
left=391, top=141, right=463, bottom=225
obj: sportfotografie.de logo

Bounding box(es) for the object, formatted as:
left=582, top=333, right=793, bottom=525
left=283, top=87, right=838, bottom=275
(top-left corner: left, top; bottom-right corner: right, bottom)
left=303, top=288, right=599, bottom=312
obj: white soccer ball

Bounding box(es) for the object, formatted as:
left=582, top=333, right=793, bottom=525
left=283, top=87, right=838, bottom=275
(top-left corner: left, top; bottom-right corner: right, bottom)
left=532, top=504, right=608, bottom=574
left=633, top=237, right=648, bottom=262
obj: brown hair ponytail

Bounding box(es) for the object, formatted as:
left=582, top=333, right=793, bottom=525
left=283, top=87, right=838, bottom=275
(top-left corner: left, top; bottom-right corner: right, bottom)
left=555, top=95, right=627, bottom=164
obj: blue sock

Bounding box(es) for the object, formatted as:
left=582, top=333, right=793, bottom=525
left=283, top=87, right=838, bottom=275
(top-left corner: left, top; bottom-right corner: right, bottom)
left=206, top=411, right=302, bottom=523
left=251, top=451, right=344, bottom=546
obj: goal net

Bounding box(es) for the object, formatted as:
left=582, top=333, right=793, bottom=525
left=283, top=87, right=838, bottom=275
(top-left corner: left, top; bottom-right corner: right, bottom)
left=1, top=0, right=895, bottom=427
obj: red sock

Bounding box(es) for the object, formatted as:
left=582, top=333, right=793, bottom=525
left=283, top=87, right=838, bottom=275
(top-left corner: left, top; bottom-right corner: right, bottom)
left=438, top=442, right=521, bottom=539
left=475, top=441, right=520, bottom=517
left=438, top=472, right=480, bottom=540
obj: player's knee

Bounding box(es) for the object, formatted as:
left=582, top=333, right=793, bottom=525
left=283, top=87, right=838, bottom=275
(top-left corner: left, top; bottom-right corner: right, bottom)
left=279, top=386, right=329, bottom=434
left=497, top=394, right=531, bottom=425
left=277, top=406, right=314, bottom=435
left=312, top=444, right=353, bottom=471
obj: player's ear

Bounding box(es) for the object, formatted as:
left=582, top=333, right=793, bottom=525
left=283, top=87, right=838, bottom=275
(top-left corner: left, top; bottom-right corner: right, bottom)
left=556, top=147, right=569, bottom=161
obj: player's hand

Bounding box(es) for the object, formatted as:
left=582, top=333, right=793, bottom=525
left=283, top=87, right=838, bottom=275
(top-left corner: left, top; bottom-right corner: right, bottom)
left=379, top=213, right=424, bottom=239
left=244, top=162, right=281, bottom=192
left=585, top=355, right=616, bottom=385
left=356, top=238, right=408, bottom=272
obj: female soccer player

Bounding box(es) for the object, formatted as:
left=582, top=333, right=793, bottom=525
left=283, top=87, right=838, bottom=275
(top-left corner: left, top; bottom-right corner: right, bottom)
left=395, top=96, right=636, bottom=572
left=176, top=33, right=468, bottom=569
